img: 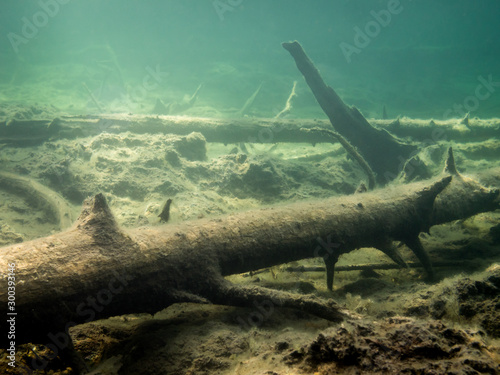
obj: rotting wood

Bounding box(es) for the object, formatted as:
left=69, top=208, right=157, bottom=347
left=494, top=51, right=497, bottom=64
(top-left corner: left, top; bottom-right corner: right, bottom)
left=239, top=260, right=471, bottom=277
left=158, top=198, right=173, bottom=223
left=301, top=127, right=376, bottom=190
left=282, top=40, right=417, bottom=183
left=0, top=149, right=498, bottom=347
left=1, top=115, right=500, bottom=146
left=0, top=170, right=75, bottom=230
left=305, top=260, right=473, bottom=273
left=275, top=81, right=297, bottom=119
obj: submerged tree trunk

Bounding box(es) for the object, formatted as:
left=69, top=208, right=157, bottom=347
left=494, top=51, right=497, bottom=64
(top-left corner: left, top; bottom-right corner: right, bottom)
left=2, top=115, right=499, bottom=146
left=282, top=41, right=418, bottom=183
left=0, top=154, right=497, bottom=346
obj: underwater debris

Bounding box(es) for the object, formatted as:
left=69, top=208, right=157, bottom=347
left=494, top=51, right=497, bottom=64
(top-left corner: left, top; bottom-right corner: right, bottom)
left=275, top=81, right=297, bottom=118
left=283, top=40, right=417, bottom=184
left=0, top=170, right=74, bottom=230
left=158, top=198, right=172, bottom=223
left=0, top=150, right=497, bottom=350
left=153, top=84, right=202, bottom=115
left=285, top=318, right=500, bottom=374
left=5, top=115, right=499, bottom=147
left=238, top=141, right=249, bottom=154
left=237, top=83, right=262, bottom=116
left=444, top=146, right=458, bottom=175
left=404, top=265, right=500, bottom=338
left=399, top=154, right=432, bottom=182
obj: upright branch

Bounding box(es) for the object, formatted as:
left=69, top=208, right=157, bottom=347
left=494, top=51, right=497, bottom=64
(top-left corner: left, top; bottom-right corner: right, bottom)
left=282, top=40, right=417, bottom=184
left=238, top=83, right=263, bottom=116
left=275, top=81, right=297, bottom=118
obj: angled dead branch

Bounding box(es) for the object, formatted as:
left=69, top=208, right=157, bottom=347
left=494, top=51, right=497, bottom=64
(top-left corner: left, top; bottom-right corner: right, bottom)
left=282, top=40, right=417, bottom=184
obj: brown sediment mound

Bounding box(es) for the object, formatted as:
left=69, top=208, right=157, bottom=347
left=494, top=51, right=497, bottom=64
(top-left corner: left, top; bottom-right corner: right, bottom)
left=285, top=317, right=500, bottom=374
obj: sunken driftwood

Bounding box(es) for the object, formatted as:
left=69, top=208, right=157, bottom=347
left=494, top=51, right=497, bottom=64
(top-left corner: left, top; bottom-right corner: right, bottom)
left=2, top=115, right=500, bottom=146
left=0, top=171, right=75, bottom=230
left=282, top=40, right=417, bottom=183
left=0, top=150, right=498, bottom=347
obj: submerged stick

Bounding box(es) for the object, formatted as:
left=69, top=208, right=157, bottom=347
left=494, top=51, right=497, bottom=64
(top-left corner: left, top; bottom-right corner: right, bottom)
left=282, top=260, right=470, bottom=274
left=238, top=83, right=262, bottom=116
left=240, top=260, right=471, bottom=278
left=275, top=81, right=297, bottom=118
left=82, top=82, right=105, bottom=113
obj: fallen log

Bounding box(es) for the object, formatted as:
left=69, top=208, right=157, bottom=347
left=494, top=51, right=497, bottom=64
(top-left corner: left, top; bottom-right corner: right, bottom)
left=2, top=115, right=500, bottom=146
left=0, top=151, right=497, bottom=352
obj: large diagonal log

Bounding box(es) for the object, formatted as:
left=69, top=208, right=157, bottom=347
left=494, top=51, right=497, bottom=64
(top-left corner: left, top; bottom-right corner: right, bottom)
left=0, top=163, right=498, bottom=349
left=282, top=41, right=417, bottom=183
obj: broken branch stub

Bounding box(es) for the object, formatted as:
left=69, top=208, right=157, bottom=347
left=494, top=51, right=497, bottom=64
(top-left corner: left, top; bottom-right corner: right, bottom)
left=282, top=40, right=417, bottom=184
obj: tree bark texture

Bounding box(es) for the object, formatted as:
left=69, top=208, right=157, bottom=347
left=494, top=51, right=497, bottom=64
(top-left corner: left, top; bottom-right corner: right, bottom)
left=1, top=115, right=499, bottom=146
left=0, top=161, right=498, bottom=345
left=282, top=41, right=417, bottom=183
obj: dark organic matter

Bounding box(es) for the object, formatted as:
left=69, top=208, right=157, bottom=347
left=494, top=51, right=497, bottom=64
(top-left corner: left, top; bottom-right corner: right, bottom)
left=284, top=318, right=500, bottom=374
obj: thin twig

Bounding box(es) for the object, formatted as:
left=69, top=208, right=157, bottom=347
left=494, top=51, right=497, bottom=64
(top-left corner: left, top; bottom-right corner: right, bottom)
left=238, top=83, right=262, bottom=116
left=242, top=260, right=470, bottom=277
left=275, top=81, right=297, bottom=118
left=82, top=82, right=105, bottom=113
